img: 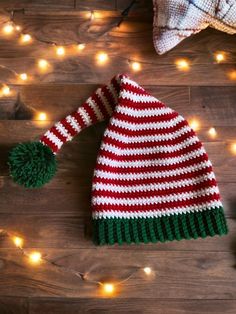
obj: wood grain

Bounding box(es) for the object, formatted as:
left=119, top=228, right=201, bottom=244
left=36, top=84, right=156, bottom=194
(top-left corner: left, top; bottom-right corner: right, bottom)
left=0, top=249, right=235, bottom=298
left=28, top=299, right=236, bottom=314
left=0, top=1, right=235, bottom=312
left=0, top=214, right=235, bottom=251
left=0, top=297, right=28, bottom=314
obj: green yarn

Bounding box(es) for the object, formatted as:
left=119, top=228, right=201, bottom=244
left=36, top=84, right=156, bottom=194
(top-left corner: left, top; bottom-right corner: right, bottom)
left=93, top=207, right=228, bottom=246
left=8, top=142, right=57, bottom=188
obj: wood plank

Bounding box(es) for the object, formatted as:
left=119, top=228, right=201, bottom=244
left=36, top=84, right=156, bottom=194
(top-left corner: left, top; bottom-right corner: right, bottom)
left=1, top=85, right=189, bottom=120
left=0, top=0, right=75, bottom=10
left=29, top=298, right=236, bottom=314
left=0, top=213, right=234, bottom=250
left=0, top=12, right=235, bottom=85
left=76, top=0, right=116, bottom=10
left=0, top=249, right=235, bottom=298
left=0, top=84, right=236, bottom=126
left=190, top=86, right=236, bottom=127
left=0, top=297, right=28, bottom=314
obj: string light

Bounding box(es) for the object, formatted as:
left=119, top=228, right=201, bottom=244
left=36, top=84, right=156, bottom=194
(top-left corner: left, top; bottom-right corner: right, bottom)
left=15, top=25, right=21, bottom=31
left=56, top=46, right=65, bottom=56
left=36, top=112, right=47, bottom=121
left=228, top=70, right=236, bottom=80
left=131, top=61, right=141, bottom=72
left=77, top=43, right=86, bottom=51
left=96, top=52, right=108, bottom=65
left=20, top=34, right=32, bottom=44
left=1, top=84, right=10, bottom=96
left=19, top=73, right=28, bottom=81
left=12, top=236, right=24, bottom=248
left=175, top=58, right=190, bottom=71
left=230, top=143, right=236, bottom=155
left=143, top=267, right=152, bottom=275
left=28, top=251, right=42, bottom=264
left=189, top=118, right=200, bottom=131
left=215, top=52, right=225, bottom=63
left=208, top=127, right=217, bottom=138
left=1, top=228, right=154, bottom=296
left=37, top=59, right=49, bottom=71
left=3, top=23, right=14, bottom=35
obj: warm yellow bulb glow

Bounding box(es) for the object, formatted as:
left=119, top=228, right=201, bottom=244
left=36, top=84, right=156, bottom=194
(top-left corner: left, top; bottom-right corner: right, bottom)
left=56, top=46, right=65, bottom=56
left=215, top=52, right=225, bottom=63
left=12, top=236, right=24, bottom=248
left=208, top=127, right=217, bottom=138
left=29, top=251, right=42, bottom=264
left=19, top=73, right=28, bottom=81
left=96, top=52, right=108, bottom=65
left=38, top=59, right=49, bottom=70
left=37, top=112, right=47, bottom=121
left=1, top=85, right=10, bottom=96
left=15, top=25, right=21, bottom=31
left=131, top=61, right=141, bottom=72
left=143, top=267, right=152, bottom=275
left=102, top=283, right=115, bottom=295
left=21, top=34, right=32, bottom=43
left=175, top=58, right=190, bottom=71
left=189, top=118, right=200, bottom=131
left=3, top=23, right=14, bottom=34
left=228, top=70, right=236, bottom=80
left=230, top=143, right=236, bottom=155
left=77, top=43, right=85, bottom=51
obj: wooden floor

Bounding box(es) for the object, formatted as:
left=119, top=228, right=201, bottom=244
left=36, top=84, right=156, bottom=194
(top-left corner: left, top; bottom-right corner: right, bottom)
left=0, top=1, right=236, bottom=313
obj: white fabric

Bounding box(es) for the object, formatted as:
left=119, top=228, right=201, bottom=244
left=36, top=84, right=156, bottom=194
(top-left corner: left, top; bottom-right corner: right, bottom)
left=153, top=0, right=236, bottom=54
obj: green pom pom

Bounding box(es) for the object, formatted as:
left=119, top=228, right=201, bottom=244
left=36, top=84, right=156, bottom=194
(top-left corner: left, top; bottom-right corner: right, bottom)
left=8, top=142, right=57, bottom=188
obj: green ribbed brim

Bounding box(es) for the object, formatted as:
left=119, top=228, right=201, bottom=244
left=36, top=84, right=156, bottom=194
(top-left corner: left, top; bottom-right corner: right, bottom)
left=93, top=207, right=228, bottom=245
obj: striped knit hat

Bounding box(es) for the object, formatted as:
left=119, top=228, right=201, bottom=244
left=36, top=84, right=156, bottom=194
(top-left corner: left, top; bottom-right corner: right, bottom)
left=9, top=74, right=228, bottom=245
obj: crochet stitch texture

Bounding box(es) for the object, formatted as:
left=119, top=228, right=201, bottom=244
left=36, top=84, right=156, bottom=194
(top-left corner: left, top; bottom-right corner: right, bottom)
left=39, top=74, right=228, bottom=245
left=11, top=74, right=228, bottom=245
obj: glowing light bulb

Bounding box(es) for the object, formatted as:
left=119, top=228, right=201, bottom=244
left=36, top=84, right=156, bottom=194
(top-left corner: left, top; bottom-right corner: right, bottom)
left=29, top=251, right=42, bottom=264
left=131, top=61, right=141, bottom=72
left=102, top=283, right=115, bottom=295
left=37, top=112, right=47, bottom=121
left=215, top=52, right=225, bottom=63
left=3, top=23, right=14, bottom=34
left=15, top=25, right=21, bottom=31
left=77, top=43, right=85, bottom=51
left=230, top=143, right=236, bottom=155
left=56, top=46, right=65, bottom=56
left=38, top=59, right=49, bottom=71
left=228, top=70, right=236, bottom=80
left=175, top=58, right=190, bottom=71
left=12, top=236, right=23, bottom=248
left=143, top=267, right=152, bottom=275
left=189, top=118, right=200, bottom=131
left=96, top=52, right=108, bottom=65
left=19, top=73, right=28, bottom=81
left=208, top=127, right=217, bottom=138
left=1, top=85, right=10, bottom=96
left=21, top=34, right=32, bottom=43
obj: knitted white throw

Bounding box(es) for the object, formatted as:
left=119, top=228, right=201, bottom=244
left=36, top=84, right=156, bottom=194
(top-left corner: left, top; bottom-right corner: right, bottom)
left=153, top=0, right=236, bottom=54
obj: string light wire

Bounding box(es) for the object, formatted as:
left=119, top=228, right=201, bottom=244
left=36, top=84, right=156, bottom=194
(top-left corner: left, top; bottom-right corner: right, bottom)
left=0, top=229, right=153, bottom=294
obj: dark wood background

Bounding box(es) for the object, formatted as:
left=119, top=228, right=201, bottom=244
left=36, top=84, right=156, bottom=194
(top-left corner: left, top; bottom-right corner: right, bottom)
left=0, top=1, right=236, bottom=313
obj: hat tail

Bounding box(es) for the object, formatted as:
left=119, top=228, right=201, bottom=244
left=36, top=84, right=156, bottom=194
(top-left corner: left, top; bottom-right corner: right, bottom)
left=8, top=75, right=123, bottom=188
left=40, top=75, right=121, bottom=154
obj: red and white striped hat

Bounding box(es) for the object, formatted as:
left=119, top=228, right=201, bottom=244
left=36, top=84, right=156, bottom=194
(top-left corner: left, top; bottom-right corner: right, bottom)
left=9, top=74, right=228, bottom=245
